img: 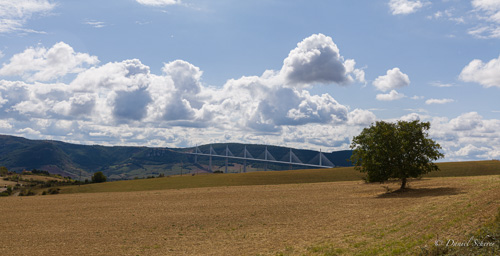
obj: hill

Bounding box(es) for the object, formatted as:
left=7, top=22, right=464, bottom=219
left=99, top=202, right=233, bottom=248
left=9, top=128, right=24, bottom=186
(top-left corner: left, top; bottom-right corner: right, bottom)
left=0, top=134, right=353, bottom=180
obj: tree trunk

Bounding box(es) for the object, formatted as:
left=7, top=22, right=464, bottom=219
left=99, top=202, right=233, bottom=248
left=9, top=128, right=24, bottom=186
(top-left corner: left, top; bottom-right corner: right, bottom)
left=400, top=177, right=407, bottom=190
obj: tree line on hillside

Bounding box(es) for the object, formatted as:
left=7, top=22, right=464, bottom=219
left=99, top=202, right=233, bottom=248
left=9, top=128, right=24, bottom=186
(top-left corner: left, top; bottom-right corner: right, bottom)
left=1, top=167, right=109, bottom=197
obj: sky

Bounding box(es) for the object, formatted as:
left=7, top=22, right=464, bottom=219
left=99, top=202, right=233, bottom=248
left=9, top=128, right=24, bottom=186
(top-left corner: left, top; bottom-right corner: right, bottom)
left=0, top=0, right=499, bottom=161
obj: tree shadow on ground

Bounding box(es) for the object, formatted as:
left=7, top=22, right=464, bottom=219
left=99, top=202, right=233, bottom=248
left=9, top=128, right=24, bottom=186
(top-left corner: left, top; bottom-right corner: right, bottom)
left=376, top=187, right=464, bottom=198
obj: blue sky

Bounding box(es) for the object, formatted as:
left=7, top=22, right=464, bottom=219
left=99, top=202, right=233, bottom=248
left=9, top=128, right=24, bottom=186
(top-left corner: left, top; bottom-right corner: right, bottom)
left=0, top=0, right=499, bottom=161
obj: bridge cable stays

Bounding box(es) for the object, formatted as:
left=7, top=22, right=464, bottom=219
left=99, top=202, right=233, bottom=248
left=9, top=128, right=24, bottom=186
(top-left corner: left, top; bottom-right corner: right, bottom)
left=308, top=149, right=335, bottom=167
left=186, top=144, right=335, bottom=172
left=257, top=146, right=277, bottom=171
left=208, top=145, right=217, bottom=172
left=223, top=145, right=234, bottom=173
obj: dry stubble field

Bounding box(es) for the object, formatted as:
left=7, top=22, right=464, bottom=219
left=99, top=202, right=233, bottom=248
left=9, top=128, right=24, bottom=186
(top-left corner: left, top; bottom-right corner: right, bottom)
left=1, top=175, right=499, bottom=255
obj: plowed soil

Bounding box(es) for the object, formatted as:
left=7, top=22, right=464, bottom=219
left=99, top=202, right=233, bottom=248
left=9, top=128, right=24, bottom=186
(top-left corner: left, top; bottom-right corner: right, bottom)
left=1, top=176, right=499, bottom=255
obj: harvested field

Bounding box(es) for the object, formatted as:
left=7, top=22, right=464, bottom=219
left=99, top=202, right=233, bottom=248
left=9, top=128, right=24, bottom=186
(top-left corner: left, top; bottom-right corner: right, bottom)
left=1, top=175, right=499, bottom=255
left=59, top=160, right=500, bottom=195
left=0, top=179, right=17, bottom=187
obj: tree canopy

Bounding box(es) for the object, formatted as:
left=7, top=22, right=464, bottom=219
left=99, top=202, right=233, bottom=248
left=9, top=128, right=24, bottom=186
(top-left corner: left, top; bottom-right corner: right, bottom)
left=350, top=120, right=444, bottom=190
left=91, top=171, right=107, bottom=183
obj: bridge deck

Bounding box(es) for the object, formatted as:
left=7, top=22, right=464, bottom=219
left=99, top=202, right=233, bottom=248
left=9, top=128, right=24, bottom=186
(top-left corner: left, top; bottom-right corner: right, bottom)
left=185, top=152, right=333, bottom=168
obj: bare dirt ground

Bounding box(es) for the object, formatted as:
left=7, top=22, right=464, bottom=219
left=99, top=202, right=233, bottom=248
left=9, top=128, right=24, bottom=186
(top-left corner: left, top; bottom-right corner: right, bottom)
left=0, top=176, right=499, bottom=255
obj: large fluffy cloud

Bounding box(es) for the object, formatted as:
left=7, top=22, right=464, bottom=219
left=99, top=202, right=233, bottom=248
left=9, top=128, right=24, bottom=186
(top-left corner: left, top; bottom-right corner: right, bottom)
left=0, top=0, right=56, bottom=33
left=373, top=67, right=410, bottom=91
left=459, top=55, right=500, bottom=88
left=281, top=33, right=365, bottom=87
left=199, top=72, right=350, bottom=133
left=0, top=42, right=99, bottom=82
left=250, top=88, right=349, bottom=129
left=70, top=59, right=153, bottom=123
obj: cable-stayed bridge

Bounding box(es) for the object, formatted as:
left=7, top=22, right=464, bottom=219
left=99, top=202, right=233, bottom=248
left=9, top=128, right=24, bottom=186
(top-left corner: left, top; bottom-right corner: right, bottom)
left=184, top=144, right=335, bottom=173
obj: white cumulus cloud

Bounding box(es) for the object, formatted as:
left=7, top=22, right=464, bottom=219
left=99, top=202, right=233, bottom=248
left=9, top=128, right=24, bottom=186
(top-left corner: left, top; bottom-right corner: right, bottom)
left=373, top=67, right=410, bottom=92
left=281, top=33, right=365, bottom=87
left=455, top=144, right=491, bottom=157
left=389, top=0, right=426, bottom=15
left=376, top=90, right=406, bottom=101
left=400, top=112, right=424, bottom=121
left=206, top=73, right=350, bottom=132
left=0, top=42, right=99, bottom=82
left=449, top=112, right=483, bottom=131
left=427, top=112, right=500, bottom=161
left=459, top=55, right=500, bottom=88
left=347, top=109, right=376, bottom=126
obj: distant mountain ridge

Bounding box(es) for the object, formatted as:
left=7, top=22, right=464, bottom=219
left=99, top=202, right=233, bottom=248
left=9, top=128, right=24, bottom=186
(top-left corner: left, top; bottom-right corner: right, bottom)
left=0, top=134, right=353, bottom=180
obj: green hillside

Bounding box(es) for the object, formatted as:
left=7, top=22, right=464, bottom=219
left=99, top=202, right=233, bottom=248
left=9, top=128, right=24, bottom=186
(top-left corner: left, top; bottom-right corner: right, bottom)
left=0, top=134, right=353, bottom=180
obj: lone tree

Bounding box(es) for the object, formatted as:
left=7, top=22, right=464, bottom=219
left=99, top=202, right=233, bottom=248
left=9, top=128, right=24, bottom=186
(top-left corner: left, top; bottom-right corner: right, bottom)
left=91, top=171, right=107, bottom=183
left=350, top=120, right=444, bottom=190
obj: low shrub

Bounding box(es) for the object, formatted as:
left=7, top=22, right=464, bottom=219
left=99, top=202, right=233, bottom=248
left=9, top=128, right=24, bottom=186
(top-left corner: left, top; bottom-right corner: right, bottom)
left=48, top=188, right=60, bottom=194
left=42, top=188, right=60, bottom=195
left=19, top=189, right=36, bottom=196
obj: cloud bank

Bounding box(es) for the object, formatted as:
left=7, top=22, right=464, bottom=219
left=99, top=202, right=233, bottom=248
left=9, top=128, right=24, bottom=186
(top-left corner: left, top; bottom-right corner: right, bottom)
left=0, top=34, right=498, bottom=161
left=0, top=34, right=370, bottom=151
